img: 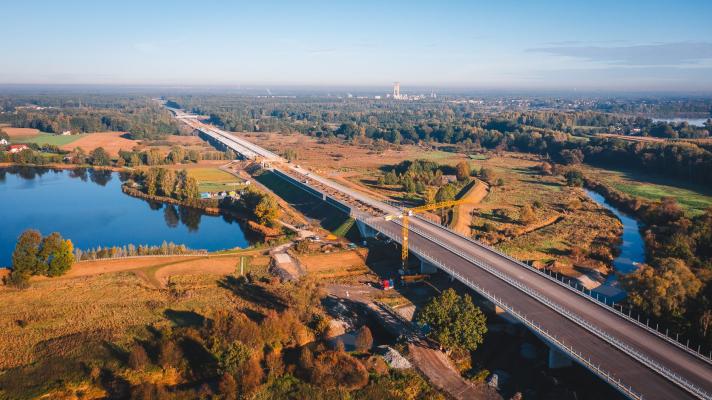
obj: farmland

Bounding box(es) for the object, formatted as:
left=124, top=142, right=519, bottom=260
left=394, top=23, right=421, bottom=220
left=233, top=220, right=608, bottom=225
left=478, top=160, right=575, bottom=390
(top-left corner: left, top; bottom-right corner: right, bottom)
left=12, top=133, right=86, bottom=146
left=1, top=127, right=41, bottom=137
left=59, top=131, right=138, bottom=156
left=184, top=166, right=244, bottom=192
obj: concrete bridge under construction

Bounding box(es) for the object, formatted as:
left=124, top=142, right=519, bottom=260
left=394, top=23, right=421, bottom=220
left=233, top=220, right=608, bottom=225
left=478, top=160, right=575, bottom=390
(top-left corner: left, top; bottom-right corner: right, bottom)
left=166, top=105, right=712, bottom=400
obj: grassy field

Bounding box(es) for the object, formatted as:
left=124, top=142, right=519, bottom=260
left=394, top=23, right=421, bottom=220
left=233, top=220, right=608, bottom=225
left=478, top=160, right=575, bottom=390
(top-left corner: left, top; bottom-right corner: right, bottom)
left=0, top=252, right=274, bottom=398
left=186, top=167, right=244, bottom=192
left=584, top=166, right=712, bottom=215
left=11, top=133, right=86, bottom=146
left=460, top=154, right=621, bottom=275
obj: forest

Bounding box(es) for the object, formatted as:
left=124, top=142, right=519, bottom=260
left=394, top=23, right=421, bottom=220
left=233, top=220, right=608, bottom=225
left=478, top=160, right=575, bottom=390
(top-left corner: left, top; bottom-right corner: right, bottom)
left=165, top=95, right=712, bottom=186
left=0, top=95, right=182, bottom=139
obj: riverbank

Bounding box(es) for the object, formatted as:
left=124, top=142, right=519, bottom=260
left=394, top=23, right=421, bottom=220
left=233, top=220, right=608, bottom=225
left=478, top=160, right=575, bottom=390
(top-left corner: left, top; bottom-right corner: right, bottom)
left=0, top=161, right=128, bottom=173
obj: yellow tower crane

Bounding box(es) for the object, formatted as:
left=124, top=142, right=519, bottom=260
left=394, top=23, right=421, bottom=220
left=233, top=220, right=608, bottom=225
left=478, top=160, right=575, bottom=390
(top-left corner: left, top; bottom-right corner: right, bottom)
left=384, top=199, right=466, bottom=268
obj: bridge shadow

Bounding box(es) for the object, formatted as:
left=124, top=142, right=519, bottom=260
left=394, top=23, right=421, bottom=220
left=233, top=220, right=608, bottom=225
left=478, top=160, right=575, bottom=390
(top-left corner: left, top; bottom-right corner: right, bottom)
left=255, top=170, right=360, bottom=239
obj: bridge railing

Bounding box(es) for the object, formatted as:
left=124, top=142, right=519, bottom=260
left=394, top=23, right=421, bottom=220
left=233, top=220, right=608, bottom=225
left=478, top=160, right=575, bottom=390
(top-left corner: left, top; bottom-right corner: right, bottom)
left=374, top=225, right=645, bottom=399
left=390, top=219, right=711, bottom=400
left=408, top=212, right=712, bottom=365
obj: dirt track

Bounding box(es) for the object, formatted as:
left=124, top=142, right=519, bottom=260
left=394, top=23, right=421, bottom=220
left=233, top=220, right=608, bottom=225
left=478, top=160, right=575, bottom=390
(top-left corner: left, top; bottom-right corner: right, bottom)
left=60, top=131, right=138, bottom=156
left=327, top=284, right=500, bottom=400
left=452, top=179, right=489, bottom=236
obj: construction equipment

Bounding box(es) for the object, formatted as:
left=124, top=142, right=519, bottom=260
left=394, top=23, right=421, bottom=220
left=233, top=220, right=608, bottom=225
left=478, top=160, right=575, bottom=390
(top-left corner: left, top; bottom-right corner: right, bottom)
left=384, top=199, right=466, bottom=268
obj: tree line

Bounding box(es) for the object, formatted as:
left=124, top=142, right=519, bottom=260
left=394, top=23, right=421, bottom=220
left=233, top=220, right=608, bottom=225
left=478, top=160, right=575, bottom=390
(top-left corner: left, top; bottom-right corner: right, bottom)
left=74, top=241, right=204, bottom=261
left=127, top=167, right=200, bottom=203
left=0, top=97, right=182, bottom=140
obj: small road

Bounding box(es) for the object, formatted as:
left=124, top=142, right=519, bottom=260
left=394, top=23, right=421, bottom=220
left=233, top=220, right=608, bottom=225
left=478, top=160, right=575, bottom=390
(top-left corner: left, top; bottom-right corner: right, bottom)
left=326, top=284, right=500, bottom=400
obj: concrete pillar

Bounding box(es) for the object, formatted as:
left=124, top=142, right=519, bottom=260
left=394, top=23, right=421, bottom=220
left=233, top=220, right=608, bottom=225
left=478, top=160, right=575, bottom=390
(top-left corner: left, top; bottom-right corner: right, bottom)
left=548, top=346, right=573, bottom=369
left=355, top=220, right=378, bottom=239
left=419, top=258, right=438, bottom=274
left=483, top=299, right=520, bottom=324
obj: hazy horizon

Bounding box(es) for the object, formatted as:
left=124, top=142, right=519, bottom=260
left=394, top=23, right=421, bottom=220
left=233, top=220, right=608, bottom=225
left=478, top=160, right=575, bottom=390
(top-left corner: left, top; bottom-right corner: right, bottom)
left=2, top=0, right=712, bottom=91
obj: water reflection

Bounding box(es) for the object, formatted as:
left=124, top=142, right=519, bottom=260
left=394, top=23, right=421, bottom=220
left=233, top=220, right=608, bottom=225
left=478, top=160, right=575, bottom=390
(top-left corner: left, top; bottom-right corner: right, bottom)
left=0, top=167, right=251, bottom=266
left=164, top=204, right=180, bottom=228
left=89, top=169, right=112, bottom=186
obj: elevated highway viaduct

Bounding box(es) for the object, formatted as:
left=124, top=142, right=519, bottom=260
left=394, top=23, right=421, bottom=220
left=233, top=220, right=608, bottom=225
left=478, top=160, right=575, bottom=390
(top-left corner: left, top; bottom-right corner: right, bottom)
left=168, top=107, right=712, bottom=400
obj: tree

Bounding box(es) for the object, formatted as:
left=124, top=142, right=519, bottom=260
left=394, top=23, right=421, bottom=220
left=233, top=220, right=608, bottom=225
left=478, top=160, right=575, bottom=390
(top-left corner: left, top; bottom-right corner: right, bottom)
left=519, top=204, right=536, bottom=225
left=416, top=288, right=487, bottom=353
left=89, top=147, right=111, bottom=166
left=143, top=168, right=159, bottom=196
left=157, top=168, right=176, bottom=197
left=12, top=230, right=42, bottom=276
left=565, top=169, right=584, bottom=187
left=217, top=373, right=238, bottom=400
left=168, top=146, right=186, bottom=163
left=455, top=162, right=471, bottom=181
left=180, top=170, right=199, bottom=200
left=128, top=344, right=150, bottom=370
left=45, top=235, right=74, bottom=276
left=354, top=325, right=373, bottom=352
left=253, top=195, right=280, bottom=225
left=622, top=258, right=702, bottom=318
left=479, top=168, right=494, bottom=183
left=560, top=149, right=584, bottom=165
left=158, top=338, right=183, bottom=369
left=216, top=341, right=252, bottom=376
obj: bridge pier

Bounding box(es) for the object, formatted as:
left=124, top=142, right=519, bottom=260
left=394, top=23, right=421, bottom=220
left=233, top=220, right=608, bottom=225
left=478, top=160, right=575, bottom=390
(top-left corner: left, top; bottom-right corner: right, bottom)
left=419, top=258, right=438, bottom=274
left=548, top=346, right=573, bottom=369
left=355, top=220, right=378, bottom=239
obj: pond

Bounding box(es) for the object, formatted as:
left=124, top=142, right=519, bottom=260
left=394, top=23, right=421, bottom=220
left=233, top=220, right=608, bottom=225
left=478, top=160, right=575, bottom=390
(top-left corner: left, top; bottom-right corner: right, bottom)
left=0, top=166, right=253, bottom=267
left=584, top=189, right=645, bottom=282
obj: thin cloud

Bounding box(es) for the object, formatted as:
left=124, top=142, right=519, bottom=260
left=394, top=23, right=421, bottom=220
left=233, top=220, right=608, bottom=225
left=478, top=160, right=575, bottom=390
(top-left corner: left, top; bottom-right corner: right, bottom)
left=527, top=42, right=712, bottom=66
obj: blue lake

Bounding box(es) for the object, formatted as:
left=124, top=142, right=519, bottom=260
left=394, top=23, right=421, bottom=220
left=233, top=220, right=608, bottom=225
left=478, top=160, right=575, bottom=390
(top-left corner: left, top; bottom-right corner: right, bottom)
left=0, top=167, right=252, bottom=267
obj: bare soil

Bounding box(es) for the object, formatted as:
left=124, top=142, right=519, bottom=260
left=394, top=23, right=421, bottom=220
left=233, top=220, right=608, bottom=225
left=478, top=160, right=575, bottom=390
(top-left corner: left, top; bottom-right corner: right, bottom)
left=60, top=131, right=139, bottom=156
left=1, top=127, right=40, bottom=137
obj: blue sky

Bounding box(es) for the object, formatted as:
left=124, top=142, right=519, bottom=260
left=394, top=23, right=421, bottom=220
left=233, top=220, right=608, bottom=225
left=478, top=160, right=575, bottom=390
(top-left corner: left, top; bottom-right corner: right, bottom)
left=1, top=0, right=711, bottom=91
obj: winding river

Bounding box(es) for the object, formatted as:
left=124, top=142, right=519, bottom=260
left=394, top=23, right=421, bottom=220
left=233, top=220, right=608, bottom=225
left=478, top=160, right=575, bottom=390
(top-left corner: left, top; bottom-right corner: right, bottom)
left=0, top=166, right=253, bottom=267
left=584, top=189, right=646, bottom=284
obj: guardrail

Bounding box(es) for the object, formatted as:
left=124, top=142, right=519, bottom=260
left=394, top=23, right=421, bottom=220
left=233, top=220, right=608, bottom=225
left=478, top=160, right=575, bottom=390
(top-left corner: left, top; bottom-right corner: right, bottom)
left=410, top=213, right=712, bottom=364
left=387, top=218, right=711, bottom=400
left=175, top=111, right=710, bottom=397
left=371, top=221, right=645, bottom=399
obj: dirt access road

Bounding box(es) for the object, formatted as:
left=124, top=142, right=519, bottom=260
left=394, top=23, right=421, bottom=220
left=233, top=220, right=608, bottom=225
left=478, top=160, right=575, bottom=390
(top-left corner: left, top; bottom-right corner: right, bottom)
left=452, top=179, right=490, bottom=236
left=326, top=284, right=500, bottom=400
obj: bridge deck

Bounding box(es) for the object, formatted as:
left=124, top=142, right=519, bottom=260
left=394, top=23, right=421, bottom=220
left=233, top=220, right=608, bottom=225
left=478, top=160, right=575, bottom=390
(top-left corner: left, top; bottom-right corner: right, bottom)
left=170, top=108, right=712, bottom=400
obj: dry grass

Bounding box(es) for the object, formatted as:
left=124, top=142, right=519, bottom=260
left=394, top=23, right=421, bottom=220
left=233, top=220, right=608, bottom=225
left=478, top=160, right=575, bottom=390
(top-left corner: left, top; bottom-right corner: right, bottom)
left=59, top=131, right=139, bottom=156
left=296, top=249, right=371, bottom=280
left=1, top=127, right=41, bottom=137
left=461, top=153, right=620, bottom=273
left=0, top=253, right=262, bottom=371
left=238, top=131, right=468, bottom=172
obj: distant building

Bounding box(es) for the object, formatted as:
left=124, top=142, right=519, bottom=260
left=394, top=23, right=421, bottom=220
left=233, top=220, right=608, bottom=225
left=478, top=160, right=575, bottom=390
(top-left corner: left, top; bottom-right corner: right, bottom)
left=7, top=144, right=29, bottom=153
left=393, top=82, right=401, bottom=99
